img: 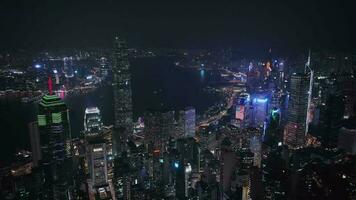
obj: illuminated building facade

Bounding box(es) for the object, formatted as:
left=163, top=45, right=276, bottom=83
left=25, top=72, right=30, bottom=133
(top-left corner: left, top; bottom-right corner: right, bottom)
left=175, top=162, right=193, bottom=199
left=250, top=136, right=262, bottom=168
left=284, top=73, right=310, bottom=149
left=87, top=140, right=108, bottom=187
left=112, top=36, right=133, bottom=155
left=144, top=110, right=175, bottom=152
left=235, top=93, right=251, bottom=128
left=251, top=95, right=268, bottom=129
left=37, top=95, right=73, bottom=199
left=181, top=107, right=196, bottom=138
left=236, top=105, right=245, bottom=121
left=84, top=107, right=103, bottom=136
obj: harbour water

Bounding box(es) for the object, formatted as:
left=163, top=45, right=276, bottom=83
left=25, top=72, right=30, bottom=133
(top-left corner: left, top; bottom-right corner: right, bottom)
left=0, top=56, right=222, bottom=165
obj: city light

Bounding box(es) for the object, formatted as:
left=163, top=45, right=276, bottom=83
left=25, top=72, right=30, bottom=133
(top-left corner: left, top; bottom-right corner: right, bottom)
left=254, top=98, right=268, bottom=103
left=93, top=148, right=103, bottom=152
left=185, top=163, right=192, bottom=173
left=1, top=3, right=355, bottom=199
left=272, top=109, right=279, bottom=114
left=200, top=69, right=205, bottom=77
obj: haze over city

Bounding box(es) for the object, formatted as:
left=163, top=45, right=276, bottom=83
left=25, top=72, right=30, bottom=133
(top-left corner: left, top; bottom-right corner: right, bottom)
left=0, top=1, right=356, bottom=200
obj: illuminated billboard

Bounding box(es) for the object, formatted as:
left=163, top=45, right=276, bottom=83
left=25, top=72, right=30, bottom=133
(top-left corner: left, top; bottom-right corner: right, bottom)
left=236, top=105, right=245, bottom=120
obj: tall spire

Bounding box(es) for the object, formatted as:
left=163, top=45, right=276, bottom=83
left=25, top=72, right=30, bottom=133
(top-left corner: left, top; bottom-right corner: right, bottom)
left=305, top=49, right=311, bottom=73
left=305, top=49, right=313, bottom=135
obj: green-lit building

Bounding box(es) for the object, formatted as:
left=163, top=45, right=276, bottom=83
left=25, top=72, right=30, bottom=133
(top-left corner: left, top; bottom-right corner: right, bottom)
left=37, top=95, right=73, bottom=199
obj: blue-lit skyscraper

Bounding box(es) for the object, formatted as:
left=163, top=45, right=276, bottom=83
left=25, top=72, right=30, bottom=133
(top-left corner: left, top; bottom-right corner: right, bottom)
left=251, top=95, right=268, bottom=129
left=181, top=107, right=196, bottom=138
left=112, top=36, right=133, bottom=155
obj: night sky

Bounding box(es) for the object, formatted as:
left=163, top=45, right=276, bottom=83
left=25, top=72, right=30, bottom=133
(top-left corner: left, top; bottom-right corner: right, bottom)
left=0, top=0, right=355, bottom=53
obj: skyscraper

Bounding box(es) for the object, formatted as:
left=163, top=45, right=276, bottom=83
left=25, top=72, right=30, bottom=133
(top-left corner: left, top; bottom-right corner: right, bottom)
left=112, top=36, right=133, bottom=155
left=284, top=73, right=310, bottom=149
left=144, top=110, right=175, bottom=152
left=84, top=107, right=103, bottom=136
left=28, top=121, right=41, bottom=167
left=180, top=107, right=196, bottom=138
left=37, top=95, right=73, bottom=199
left=338, top=127, right=356, bottom=155
left=87, top=139, right=108, bottom=187
left=251, top=95, right=268, bottom=129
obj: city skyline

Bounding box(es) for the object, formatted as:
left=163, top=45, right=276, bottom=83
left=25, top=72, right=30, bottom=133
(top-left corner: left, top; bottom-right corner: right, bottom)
left=1, top=1, right=356, bottom=200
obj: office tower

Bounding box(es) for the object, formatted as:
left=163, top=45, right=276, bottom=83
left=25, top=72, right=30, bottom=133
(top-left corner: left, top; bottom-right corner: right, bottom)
left=28, top=122, right=41, bottom=167
left=249, top=136, right=261, bottom=168
left=175, top=162, right=193, bottom=199
left=220, top=147, right=238, bottom=193
left=235, top=93, right=251, bottom=128
left=84, top=107, right=103, bottom=136
left=180, top=107, right=196, bottom=138
left=144, top=110, right=175, bottom=152
left=112, top=36, right=133, bottom=155
left=113, top=153, right=132, bottom=200
left=338, top=127, right=356, bottom=154
left=284, top=73, right=310, bottom=149
left=99, top=57, right=109, bottom=77
left=87, top=139, right=108, bottom=187
left=268, top=90, right=280, bottom=118
left=174, top=138, right=200, bottom=199
left=265, top=107, right=282, bottom=147
left=63, top=57, right=74, bottom=78
left=176, top=137, right=200, bottom=171
left=37, top=95, right=72, bottom=199
left=317, top=94, right=345, bottom=146
left=251, top=95, right=268, bottom=129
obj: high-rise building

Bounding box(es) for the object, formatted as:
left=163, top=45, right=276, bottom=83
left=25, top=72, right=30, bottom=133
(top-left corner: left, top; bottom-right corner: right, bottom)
left=176, top=137, right=200, bottom=171
left=84, top=108, right=113, bottom=199
left=251, top=94, right=268, bottom=129
left=284, top=73, right=311, bottom=149
left=84, top=107, right=103, bottom=136
left=144, top=110, right=175, bottom=152
left=175, top=162, right=193, bottom=199
left=112, top=36, right=133, bottom=155
left=87, top=139, right=108, bottom=187
left=338, top=127, right=356, bottom=155
left=180, top=107, right=196, bottom=138
left=37, top=95, right=73, bottom=199
left=28, top=122, right=41, bottom=167
left=249, top=136, right=261, bottom=168
left=268, top=90, right=281, bottom=118
left=235, top=93, right=251, bottom=128
left=113, top=153, right=132, bottom=200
